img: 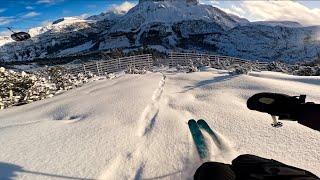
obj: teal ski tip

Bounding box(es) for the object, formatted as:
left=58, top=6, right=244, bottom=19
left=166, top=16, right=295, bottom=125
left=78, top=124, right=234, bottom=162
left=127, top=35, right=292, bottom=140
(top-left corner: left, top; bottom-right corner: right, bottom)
left=197, top=119, right=222, bottom=148
left=188, top=119, right=208, bottom=160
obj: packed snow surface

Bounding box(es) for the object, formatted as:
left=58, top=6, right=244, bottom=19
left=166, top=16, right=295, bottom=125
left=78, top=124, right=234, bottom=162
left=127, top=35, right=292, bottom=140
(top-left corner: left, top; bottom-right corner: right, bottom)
left=0, top=69, right=319, bottom=179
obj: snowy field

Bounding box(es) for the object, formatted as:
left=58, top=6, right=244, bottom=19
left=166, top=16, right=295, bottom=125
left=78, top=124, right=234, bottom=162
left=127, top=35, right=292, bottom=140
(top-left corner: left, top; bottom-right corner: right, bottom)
left=0, top=69, right=319, bottom=179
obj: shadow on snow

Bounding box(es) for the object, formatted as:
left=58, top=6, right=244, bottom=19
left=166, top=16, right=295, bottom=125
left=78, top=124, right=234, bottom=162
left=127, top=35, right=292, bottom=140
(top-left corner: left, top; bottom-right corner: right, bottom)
left=180, top=74, right=238, bottom=93
left=0, top=162, right=94, bottom=180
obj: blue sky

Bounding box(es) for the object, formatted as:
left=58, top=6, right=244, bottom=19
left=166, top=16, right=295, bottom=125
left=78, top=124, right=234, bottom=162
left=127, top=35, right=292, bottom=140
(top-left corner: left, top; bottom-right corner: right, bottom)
left=0, top=0, right=137, bottom=32
left=0, top=0, right=320, bottom=35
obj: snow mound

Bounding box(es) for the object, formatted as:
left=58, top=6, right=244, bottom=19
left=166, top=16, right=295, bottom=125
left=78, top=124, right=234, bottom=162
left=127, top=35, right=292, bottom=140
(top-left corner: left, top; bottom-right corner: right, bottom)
left=0, top=70, right=319, bottom=179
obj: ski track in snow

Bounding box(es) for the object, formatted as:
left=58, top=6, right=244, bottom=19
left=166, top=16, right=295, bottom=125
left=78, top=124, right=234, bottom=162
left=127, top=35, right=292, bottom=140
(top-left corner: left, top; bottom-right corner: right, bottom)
left=99, top=74, right=167, bottom=179
left=0, top=120, right=42, bottom=130
left=201, top=128, right=238, bottom=163
left=137, top=74, right=166, bottom=137
left=98, top=149, right=145, bottom=180
left=159, top=73, right=240, bottom=177
left=187, top=121, right=238, bottom=164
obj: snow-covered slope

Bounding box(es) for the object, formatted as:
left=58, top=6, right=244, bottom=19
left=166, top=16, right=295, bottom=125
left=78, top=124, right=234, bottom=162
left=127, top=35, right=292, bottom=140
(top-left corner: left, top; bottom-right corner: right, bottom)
left=217, top=25, right=320, bottom=63
left=58, top=40, right=95, bottom=56
left=97, top=0, right=249, bottom=51
left=0, top=70, right=319, bottom=179
left=28, top=17, right=93, bottom=37
left=0, top=17, right=102, bottom=61
left=0, top=36, right=13, bottom=46
left=86, top=8, right=127, bottom=21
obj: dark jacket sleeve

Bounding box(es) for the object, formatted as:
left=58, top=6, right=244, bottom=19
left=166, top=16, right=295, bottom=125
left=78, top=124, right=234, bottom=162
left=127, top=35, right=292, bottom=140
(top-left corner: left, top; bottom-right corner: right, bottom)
left=297, top=104, right=320, bottom=131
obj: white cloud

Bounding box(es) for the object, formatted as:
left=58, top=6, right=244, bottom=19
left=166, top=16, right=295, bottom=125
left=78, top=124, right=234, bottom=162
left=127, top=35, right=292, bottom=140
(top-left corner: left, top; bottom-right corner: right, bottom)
left=0, top=8, right=6, bottom=13
left=23, top=11, right=41, bottom=18
left=201, top=1, right=320, bottom=26
left=77, top=13, right=90, bottom=19
left=216, top=5, right=245, bottom=18
left=37, top=0, right=53, bottom=4
left=231, top=5, right=245, bottom=16
left=0, top=17, right=13, bottom=25
left=242, top=1, right=320, bottom=25
left=36, top=0, right=64, bottom=5
left=107, top=1, right=136, bottom=14
left=200, top=1, right=245, bottom=18
left=199, top=0, right=219, bottom=5
left=26, top=6, right=34, bottom=10
left=79, top=13, right=89, bottom=19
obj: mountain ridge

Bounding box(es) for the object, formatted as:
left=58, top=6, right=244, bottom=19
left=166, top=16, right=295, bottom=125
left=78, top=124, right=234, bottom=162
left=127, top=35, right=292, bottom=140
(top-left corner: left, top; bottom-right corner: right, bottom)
left=0, top=1, right=319, bottom=63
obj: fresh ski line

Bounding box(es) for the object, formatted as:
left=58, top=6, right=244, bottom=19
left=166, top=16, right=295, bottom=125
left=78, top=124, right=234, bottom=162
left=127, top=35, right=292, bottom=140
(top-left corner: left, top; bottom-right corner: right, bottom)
left=197, top=119, right=239, bottom=163
left=137, top=74, right=166, bottom=136
left=197, top=119, right=222, bottom=149
left=188, top=119, right=208, bottom=160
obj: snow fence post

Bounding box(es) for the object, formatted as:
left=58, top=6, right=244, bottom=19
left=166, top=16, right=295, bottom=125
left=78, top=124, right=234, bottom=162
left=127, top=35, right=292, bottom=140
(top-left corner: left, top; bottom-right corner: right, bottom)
left=83, top=64, right=86, bottom=75
left=170, top=52, right=173, bottom=67
left=96, top=61, right=100, bottom=76
left=148, top=54, right=153, bottom=71
left=147, top=54, right=150, bottom=70
left=118, top=58, right=121, bottom=71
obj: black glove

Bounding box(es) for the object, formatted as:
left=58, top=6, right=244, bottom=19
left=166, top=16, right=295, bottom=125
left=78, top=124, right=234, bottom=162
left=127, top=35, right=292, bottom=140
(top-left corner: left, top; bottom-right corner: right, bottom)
left=247, top=93, right=320, bottom=131
left=231, top=154, right=319, bottom=180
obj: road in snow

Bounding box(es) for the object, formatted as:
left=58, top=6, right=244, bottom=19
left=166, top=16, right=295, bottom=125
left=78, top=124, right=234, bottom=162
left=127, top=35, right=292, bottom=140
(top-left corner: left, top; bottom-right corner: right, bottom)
left=0, top=70, right=319, bottom=179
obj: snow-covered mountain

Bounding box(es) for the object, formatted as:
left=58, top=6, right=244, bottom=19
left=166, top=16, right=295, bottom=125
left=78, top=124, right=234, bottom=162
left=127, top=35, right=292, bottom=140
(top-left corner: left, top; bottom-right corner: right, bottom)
left=0, top=36, right=13, bottom=46
left=109, top=1, right=248, bottom=32
left=0, top=0, right=320, bottom=63
left=218, top=25, right=320, bottom=63
left=28, top=17, right=96, bottom=37
left=0, top=16, right=110, bottom=61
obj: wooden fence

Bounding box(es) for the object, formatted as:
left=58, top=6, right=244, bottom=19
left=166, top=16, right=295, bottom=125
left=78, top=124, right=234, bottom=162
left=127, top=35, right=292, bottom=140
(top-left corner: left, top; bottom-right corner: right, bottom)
left=67, top=54, right=153, bottom=75
left=65, top=52, right=270, bottom=76
left=168, top=52, right=269, bottom=70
